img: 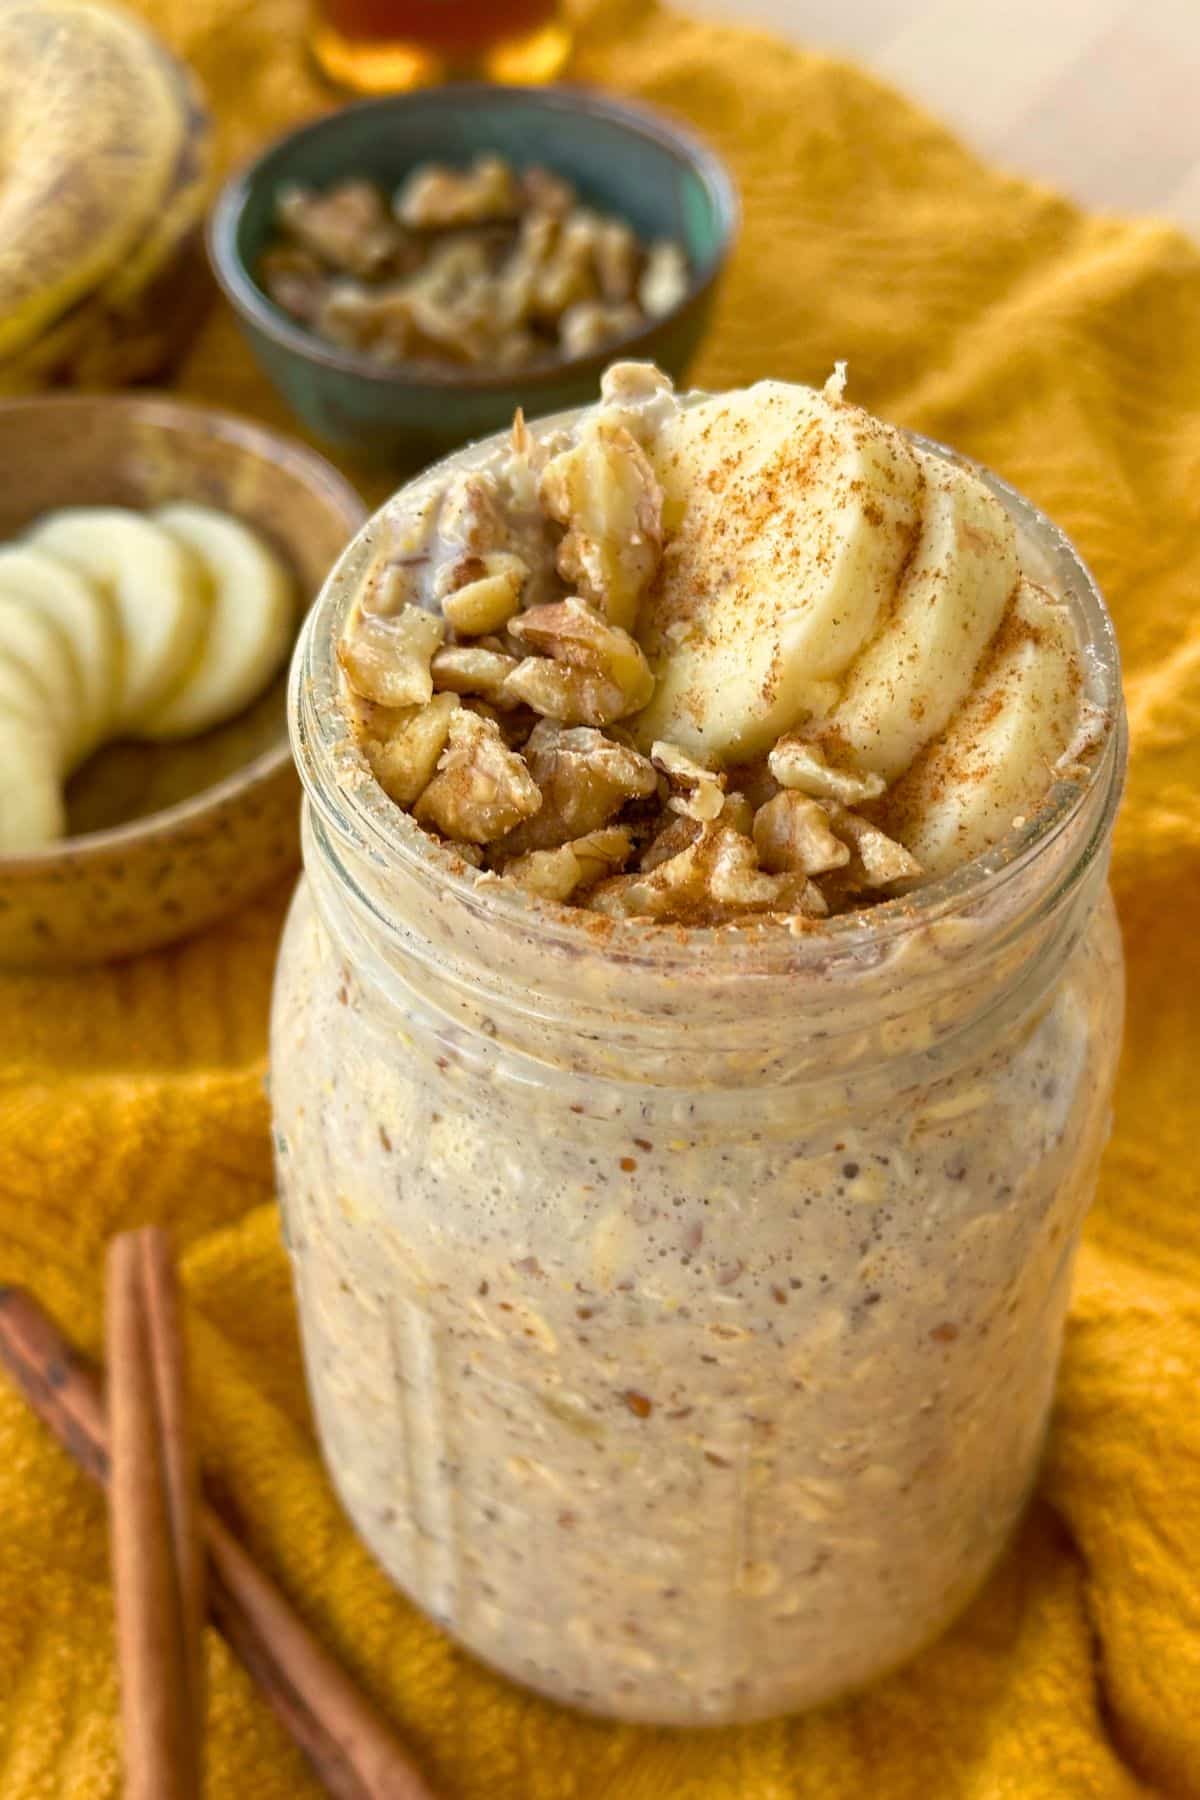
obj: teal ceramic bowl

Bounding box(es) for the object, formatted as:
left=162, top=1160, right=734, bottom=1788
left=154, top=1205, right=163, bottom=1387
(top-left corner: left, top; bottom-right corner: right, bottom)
left=207, top=84, right=737, bottom=466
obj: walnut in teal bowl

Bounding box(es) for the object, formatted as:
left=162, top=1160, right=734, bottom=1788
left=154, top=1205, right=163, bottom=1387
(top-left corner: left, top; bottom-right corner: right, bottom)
left=207, top=84, right=737, bottom=466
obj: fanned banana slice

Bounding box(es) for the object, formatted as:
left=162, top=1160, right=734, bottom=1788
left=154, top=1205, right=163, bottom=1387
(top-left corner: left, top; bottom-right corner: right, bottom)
left=142, top=504, right=296, bottom=739
left=635, top=380, right=925, bottom=761
left=0, top=546, right=118, bottom=764
left=0, top=593, right=78, bottom=771
left=0, top=713, right=64, bottom=852
left=29, top=508, right=209, bottom=731
left=824, top=455, right=1018, bottom=781
left=883, top=579, right=1082, bottom=877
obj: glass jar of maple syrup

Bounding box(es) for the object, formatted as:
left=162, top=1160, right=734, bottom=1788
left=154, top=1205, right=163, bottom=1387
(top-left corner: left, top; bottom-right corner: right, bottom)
left=310, top=0, right=571, bottom=93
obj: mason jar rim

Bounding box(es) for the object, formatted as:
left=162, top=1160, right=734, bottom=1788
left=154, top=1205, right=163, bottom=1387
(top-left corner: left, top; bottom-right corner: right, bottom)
left=290, top=399, right=1126, bottom=977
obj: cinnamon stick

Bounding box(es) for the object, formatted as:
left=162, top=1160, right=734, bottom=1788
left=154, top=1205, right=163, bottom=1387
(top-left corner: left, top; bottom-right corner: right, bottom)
left=106, top=1232, right=202, bottom=1800
left=0, top=1285, right=437, bottom=1800
left=137, top=1233, right=207, bottom=1767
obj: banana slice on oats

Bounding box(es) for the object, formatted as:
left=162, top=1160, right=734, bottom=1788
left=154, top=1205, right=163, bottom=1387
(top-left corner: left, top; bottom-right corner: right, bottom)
left=0, top=589, right=79, bottom=770
left=0, top=712, right=64, bottom=851
left=0, top=546, right=118, bottom=763
left=142, top=504, right=296, bottom=738
left=29, top=507, right=209, bottom=731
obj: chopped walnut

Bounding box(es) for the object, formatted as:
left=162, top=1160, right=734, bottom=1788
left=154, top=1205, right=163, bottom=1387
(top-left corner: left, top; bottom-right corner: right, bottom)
left=262, top=167, right=689, bottom=376
left=503, top=659, right=627, bottom=728
left=520, top=165, right=574, bottom=217
left=414, top=709, right=542, bottom=843
left=360, top=692, right=459, bottom=806
left=338, top=605, right=444, bottom=708
left=753, top=792, right=851, bottom=876
left=508, top=598, right=654, bottom=715
left=260, top=245, right=326, bottom=323
left=768, top=736, right=888, bottom=806
left=558, top=300, right=643, bottom=359
left=538, top=420, right=663, bottom=631
left=431, top=645, right=520, bottom=705
left=639, top=811, right=700, bottom=871
left=719, top=790, right=756, bottom=836
left=440, top=552, right=527, bottom=634
left=502, top=827, right=633, bottom=902
left=276, top=180, right=402, bottom=276
left=395, top=155, right=521, bottom=229
left=500, top=720, right=658, bottom=853
left=317, top=281, right=415, bottom=359
left=638, top=240, right=690, bottom=318
left=826, top=805, right=922, bottom=889
left=592, top=218, right=640, bottom=303
left=592, top=825, right=827, bottom=925
left=651, top=740, right=726, bottom=823
left=531, top=213, right=600, bottom=320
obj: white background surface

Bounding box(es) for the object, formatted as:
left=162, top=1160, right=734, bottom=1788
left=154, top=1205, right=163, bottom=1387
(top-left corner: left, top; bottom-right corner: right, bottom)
left=684, top=0, right=1200, bottom=235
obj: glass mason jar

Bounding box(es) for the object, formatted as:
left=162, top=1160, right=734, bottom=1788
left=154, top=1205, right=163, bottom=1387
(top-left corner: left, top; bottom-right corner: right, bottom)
left=271, top=418, right=1126, bottom=1727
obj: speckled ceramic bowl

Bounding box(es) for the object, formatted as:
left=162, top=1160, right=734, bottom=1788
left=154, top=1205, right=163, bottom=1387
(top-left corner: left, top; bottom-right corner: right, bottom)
left=0, top=395, right=366, bottom=966
left=207, top=83, right=737, bottom=466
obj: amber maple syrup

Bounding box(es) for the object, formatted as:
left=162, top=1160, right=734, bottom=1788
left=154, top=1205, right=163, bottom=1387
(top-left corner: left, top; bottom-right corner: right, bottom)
left=310, top=0, right=571, bottom=92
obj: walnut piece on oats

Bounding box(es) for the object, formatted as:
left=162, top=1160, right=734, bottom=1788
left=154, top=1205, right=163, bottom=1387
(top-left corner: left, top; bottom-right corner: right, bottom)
left=768, top=736, right=887, bottom=806
left=501, top=720, right=658, bottom=853
left=414, top=708, right=542, bottom=843
left=538, top=419, right=663, bottom=631
left=431, top=645, right=520, bottom=704
left=503, top=658, right=627, bottom=728
left=592, top=825, right=828, bottom=924
left=395, top=155, right=521, bottom=229
left=440, top=552, right=527, bottom=634
left=508, top=598, right=654, bottom=715
left=826, top=804, right=922, bottom=888
left=502, top=826, right=633, bottom=902
left=338, top=605, right=445, bottom=708
left=753, top=791, right=851, bottom=876
left=651, top=739, right=726, bottom=823
left=361, top=692, right=459, bottom=806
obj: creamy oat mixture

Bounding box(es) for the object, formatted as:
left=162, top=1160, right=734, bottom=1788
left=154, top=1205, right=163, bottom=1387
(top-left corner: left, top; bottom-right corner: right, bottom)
left=335, top=363, right=1098, bottom=926
left=271, top=368, right=1124, bottom=1725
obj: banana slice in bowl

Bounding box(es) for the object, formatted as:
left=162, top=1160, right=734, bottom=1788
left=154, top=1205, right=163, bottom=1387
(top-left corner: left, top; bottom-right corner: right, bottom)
left=0, top=546, right=119, bottom=763
left=0, top=591, right=79, bottom=770
left=0, top=712, right=64, bottom=850
left=28, top=507, right=209, bottom=731
left=143, top=504, right=295, bottom=739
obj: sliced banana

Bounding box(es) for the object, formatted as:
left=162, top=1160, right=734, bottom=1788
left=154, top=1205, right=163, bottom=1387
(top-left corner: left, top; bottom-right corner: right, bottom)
left=29, top=508, right=209, bottom=730
left=142, top=504, right=295, bottom=739
left=883, top=579, right=1082, bottom=877
left=0, top=594, right=78, bottom=771
left=823, top=455, right=1018, bottom=781
left=0, top=713, right=64, bottom=852
left=635, top=380, right=925, bottom=761
left=0, top=546, right=118, bottom=763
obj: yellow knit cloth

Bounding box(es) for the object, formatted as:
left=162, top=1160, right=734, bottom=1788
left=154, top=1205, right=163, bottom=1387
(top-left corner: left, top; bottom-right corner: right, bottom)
left=2, top=1, right=1199, bottom=1793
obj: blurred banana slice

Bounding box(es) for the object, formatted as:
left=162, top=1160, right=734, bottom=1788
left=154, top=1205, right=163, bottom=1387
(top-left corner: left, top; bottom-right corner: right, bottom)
left=0, top=714, right=64, bottom=852
left=29, top=508, right=209, bottom=731
left=882, top=579, right=1082, bottom=876
left=0, top=546, right=119, bottom=762
left=142, top=505, right=296, bottom=739
left=0, top=592, right=79, bottom=770
left=635, top=380, right=925, bottom=761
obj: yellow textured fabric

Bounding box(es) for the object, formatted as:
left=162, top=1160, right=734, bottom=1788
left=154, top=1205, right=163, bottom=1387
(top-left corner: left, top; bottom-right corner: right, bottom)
left=1, top=0, right=1198, bottom=1794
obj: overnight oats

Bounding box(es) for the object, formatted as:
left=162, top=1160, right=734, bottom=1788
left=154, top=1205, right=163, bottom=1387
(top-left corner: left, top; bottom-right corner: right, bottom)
left=271, top=364, right=1126, bottom=1725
